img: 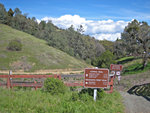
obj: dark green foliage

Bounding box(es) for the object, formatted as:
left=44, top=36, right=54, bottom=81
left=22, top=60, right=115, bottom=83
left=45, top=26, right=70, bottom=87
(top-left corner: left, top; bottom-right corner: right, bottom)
left=0, top=3, right=8, bottom=24
left=121, top=19, right=150, bottom=69
left=99, top=40, right=114, bottom=52
left=92, top=50, right=115, bottom=68
left=7, top=39, right=22, bottom=51
left=70, top=92, right=79, bottom=101
left=8, top=8, right=14, bottom=17
left=116, top=56, right=135, bottom=64
left=113, top=39, right=126, bottom=59
left=14, top=8, right=22, bottom=16
left=43, top=78, right=67, bottom=95
left=78, top=88, right=106, bottom=101
left=70, top=86, right=77, bottom=91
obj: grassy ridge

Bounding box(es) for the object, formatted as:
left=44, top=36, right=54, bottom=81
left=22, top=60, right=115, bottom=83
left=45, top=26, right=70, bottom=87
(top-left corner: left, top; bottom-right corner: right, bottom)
left=123, top=62, right=150, bottom=75
left=0, top=24, right=90, bottom=71
left=0, top=88, right=124, bottom=113
left=116, top=56, right=150, bottom=75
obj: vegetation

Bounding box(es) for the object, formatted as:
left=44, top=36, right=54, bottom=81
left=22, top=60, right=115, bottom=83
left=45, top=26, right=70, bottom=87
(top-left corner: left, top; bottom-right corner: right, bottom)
left=99, top=40, right=114, bottom=53
left=0, top=87, right=124, bottom=113
left=115, top=56, right=150, bottom=75
left=0, top=3, right=105, bottom=64
left=7, top=39, right=22, bottom=51
left=43, top=78, right=67, bottom=95
left=116, top=56, right=135, bottom=64
left=123, top=62, right=150, bottom=75
left=0, top=24, right=90, bottom=71
left=92, top=50, right=116, bottom=68
left=113, top=39, right=126, bottom=59
left=121, top=20, right=150, bottom=69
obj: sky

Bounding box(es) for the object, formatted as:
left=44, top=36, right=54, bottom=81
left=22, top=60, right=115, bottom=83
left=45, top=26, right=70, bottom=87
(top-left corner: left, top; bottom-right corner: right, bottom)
left=1, top=0, right=150, bottom=41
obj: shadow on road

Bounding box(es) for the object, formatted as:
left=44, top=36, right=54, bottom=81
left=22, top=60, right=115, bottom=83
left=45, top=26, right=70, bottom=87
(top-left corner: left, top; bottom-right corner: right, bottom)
left=127, top=83, right=150, bottom=102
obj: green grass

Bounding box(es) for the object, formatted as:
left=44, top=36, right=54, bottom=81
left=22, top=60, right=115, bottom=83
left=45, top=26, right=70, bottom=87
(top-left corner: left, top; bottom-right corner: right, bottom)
left=0, top=24, right=90, bottom=71
left=116, top=56, right=135, bottom=64
left=0, top=88, right=124, bottom=113
left=123, top=62, right=150, bottom=75
left=116, top=56, right=150, bottom=75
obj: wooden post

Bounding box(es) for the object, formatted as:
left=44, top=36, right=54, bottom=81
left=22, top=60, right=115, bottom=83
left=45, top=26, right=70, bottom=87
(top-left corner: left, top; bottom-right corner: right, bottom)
left=34, top=81, right=37, bottom=90
left=109, top=76, right=114, bottom=93
left=53, top=74, right=57, bottom=79
left=7, top=76, right=11, bottom=89
left=58, top=75, right=61, bottom=80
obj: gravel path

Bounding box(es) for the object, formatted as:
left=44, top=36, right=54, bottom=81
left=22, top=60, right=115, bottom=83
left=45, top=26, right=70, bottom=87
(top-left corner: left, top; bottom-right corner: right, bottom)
left=120, top=91, right=150, bottom=113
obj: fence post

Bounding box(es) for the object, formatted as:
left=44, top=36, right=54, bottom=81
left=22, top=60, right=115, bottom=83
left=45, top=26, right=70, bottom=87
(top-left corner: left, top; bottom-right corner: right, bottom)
left=58, top=75, right=61, bottom=80
left=7, top=70, right=12, bottom=89
left=110, top=76, right=114, bottom=93
left=34, top=81, right=37, bottom=90
left=53, top=74, right=57, bottom=79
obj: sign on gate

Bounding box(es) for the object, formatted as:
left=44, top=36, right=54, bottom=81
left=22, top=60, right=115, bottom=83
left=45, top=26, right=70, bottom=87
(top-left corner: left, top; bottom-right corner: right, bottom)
left=116, top=71, right=121, bottom=75
left=84, top=68, right=109, bottom=88
left=110, top=64, right=123, bottom=71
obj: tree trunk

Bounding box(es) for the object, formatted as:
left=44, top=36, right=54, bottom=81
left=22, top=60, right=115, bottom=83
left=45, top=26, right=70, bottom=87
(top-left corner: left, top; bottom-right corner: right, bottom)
left=142, top=52, right=148, bottom=69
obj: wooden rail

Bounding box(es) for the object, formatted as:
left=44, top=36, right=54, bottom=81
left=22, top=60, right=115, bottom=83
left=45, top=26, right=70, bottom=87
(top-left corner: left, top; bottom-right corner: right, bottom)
left=0, top=75, right=61, bottom=79
left=65, top=82, right=84, bottom=87
left=0, top=74, right=61, bottom=89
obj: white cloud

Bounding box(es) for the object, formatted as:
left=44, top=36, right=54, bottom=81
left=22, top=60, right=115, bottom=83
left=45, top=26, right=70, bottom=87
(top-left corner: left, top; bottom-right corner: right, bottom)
left=40, top=15, right=129, bottom=41
left=36, top=19, right=41, bottom=23
left=92, top=33, right=121, bottom=41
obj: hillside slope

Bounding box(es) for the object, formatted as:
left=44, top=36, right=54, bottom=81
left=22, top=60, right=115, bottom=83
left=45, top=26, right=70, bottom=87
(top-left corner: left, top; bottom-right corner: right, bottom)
left=0, top=24, right=90, bottom=72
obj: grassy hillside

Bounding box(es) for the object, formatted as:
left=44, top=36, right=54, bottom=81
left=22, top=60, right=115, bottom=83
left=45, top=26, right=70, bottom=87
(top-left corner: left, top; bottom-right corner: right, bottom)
left=0, top=24, right=90, bottom=71
left=116, top=56, right=150, bottom=75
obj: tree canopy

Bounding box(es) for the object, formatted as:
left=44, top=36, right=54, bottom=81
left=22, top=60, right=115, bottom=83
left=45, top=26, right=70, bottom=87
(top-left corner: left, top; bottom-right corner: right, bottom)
left=121, top=19, right=150, bottom=68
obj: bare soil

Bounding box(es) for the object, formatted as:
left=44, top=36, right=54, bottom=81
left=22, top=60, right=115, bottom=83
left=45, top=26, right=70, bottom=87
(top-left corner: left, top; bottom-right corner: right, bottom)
left=0, top=69, right=84, bottom=75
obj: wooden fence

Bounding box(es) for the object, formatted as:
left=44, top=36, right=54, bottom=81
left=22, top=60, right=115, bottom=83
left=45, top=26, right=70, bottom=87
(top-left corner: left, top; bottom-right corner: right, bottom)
left=0, top=74, right=114, bottom=93
left=0, top=74, right=61, bottom=89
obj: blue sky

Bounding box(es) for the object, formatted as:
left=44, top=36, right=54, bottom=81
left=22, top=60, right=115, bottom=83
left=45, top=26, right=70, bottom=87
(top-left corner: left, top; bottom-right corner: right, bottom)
left=1, top=0, right=150, bottom=41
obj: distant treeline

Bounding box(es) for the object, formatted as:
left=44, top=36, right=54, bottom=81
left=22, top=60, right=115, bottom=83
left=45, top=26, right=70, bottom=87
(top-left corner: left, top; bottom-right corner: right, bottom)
left=0, top=3, right=105, bottom=64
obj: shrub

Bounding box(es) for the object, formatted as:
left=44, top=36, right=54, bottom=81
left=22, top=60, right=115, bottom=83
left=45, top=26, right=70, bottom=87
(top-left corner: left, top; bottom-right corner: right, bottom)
left=70, top=92, right=79, bottom=101
left=79, top=88, right=106, bottom=100
left=7, top=39, right=22, bottom=51
left=43, top=78, right=67, bottom=95
left=92, top=50, right=116, bottom=68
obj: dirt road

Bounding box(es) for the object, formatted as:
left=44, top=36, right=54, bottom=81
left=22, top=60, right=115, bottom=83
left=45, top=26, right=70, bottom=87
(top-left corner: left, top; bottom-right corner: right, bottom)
left=120, top=91, right=150, bottom=113
left=0, top=69, right=83, bottom=75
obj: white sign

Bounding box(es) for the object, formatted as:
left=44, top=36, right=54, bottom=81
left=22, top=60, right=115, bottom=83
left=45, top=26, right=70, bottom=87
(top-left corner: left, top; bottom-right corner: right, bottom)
left=116, top=71, right=120, bottom=75
left=111, top=71, right=115, bottom=76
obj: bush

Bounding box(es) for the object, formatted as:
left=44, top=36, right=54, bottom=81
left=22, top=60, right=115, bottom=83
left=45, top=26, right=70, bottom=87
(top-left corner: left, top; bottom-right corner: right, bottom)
left=43, top=78, right=67, bottom=95
left=79, top=88, right=106, bottom=100
left=70, top=92, right=79, bottom=101
left=92, top=50, right=116, bottom=68
left=7, top=39, right=22, bottom=51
